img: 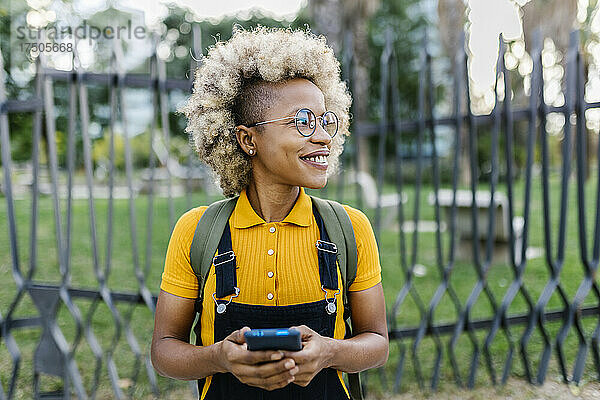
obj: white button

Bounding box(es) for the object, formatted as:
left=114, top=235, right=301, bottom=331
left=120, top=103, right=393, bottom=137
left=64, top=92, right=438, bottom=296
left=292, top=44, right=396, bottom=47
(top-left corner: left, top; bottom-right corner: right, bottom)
left=267, top=271, right=274, bottom=278
left=269, top=227, right=276, bottom=233
left=267, top=293, right=274, bottom=300
left=267, top=249, right=274, bottom=255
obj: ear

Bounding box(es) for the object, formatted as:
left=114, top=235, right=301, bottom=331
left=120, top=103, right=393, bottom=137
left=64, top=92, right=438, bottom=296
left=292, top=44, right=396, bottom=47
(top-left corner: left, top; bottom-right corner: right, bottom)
left=235, top=125, right=256, bottom=156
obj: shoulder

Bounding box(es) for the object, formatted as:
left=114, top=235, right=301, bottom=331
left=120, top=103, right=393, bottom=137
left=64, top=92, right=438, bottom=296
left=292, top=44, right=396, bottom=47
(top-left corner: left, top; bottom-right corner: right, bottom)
left=340, top=204, right=373, bottom=236
left=174, top=206, right=209, bottom=232
left=310, top=197, right=374, bottom=239
left=169, top=206, right=210, bottom=245
left=339, top=203, right=381, bottom=291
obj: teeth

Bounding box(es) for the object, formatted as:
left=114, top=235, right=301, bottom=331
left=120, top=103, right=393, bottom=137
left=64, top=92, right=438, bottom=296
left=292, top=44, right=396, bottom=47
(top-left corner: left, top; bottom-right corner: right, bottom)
left=304, top=155, right=328, bottom=164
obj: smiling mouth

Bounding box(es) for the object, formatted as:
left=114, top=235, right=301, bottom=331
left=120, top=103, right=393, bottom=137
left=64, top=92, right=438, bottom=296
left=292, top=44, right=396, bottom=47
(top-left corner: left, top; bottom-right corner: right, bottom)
left=300, top=155, right=329, bottom=170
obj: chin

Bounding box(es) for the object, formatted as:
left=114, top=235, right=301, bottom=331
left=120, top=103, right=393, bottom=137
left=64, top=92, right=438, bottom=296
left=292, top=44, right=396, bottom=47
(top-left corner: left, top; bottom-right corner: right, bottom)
left=303, top=177, right=328, bottom=190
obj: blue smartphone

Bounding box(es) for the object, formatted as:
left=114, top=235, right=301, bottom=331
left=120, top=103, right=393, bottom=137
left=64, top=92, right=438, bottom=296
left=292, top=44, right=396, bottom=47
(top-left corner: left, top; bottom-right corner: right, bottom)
left=244, top=328, right=302, bottom=351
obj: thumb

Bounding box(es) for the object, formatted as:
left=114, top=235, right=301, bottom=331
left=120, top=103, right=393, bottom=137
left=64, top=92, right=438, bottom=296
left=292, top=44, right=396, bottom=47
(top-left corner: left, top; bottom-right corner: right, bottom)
left=229, top=326, right=251, bottom=344
left=290, top=325, right=311, bottom=336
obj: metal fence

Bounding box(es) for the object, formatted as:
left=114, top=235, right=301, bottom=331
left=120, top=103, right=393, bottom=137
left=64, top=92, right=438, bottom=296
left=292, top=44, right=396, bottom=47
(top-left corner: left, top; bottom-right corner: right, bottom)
left=1, top=26, right=600, bottom=399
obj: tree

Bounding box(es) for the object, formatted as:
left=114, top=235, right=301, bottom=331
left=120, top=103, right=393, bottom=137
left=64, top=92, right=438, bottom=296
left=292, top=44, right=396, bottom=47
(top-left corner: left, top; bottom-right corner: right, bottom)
left=438, top=0, right=469, bottom=185
left=438, top=0, right=467, bottom=60
left=521, top=0, right=577, bottom=56
left=308, top=0, right=427, bottom=175
left=307, top=0, right=380, bottom=173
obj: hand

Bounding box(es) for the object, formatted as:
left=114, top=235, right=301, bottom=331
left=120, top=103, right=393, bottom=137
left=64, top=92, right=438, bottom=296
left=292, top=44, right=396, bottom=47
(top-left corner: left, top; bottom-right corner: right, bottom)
left=282, top=325, right=334, bottom=387
left=217, top=326, right=299, bottom=391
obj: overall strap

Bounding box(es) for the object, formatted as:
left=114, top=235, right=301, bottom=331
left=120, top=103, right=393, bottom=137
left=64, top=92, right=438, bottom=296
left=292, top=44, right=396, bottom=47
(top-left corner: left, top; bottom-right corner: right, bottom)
left=189, top=196, right=239, bottom=303
left=312, top=204, right=339, bottom=291
left=309, top=196, right=358, bottom=305
left=213, top=222, right=237, bottom=298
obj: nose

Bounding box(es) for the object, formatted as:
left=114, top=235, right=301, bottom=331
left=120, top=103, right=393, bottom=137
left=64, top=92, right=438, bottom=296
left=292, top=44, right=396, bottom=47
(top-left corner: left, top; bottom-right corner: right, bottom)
left=310, top=121, right=332, bottom=146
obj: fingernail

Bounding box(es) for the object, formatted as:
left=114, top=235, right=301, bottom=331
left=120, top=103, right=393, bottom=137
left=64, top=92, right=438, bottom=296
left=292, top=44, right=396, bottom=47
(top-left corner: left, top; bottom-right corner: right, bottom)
left=271, top=352, right=283, bottom=360
left=284, top=360, right=294, bottom=369
left=290, top=367, right=299, bottom=375
left=288, top=376, right=295, bottom=383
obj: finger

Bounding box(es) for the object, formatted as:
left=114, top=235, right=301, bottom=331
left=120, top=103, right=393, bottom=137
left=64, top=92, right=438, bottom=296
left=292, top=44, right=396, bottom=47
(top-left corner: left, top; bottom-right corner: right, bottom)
left=235, top=349, right=285, bottom=365
left=282, top=345, right=312, bottom=361
left=247, top=358, right=297, bottom=380
left=292, top=378, right=311, bottom=387
left=239, top=362, right=298, bottom=390
left=289, top=369, right=317, bottom=387
left=246, top=372, right=295, bottom=391
left=224, top=339, right=285, bottom=365
left=282, top=350, right=304, bottom=361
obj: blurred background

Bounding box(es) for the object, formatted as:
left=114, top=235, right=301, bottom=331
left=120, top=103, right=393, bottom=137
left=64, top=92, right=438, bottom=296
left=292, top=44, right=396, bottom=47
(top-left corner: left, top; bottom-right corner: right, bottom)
left=1, top=0, right=600, bottom=399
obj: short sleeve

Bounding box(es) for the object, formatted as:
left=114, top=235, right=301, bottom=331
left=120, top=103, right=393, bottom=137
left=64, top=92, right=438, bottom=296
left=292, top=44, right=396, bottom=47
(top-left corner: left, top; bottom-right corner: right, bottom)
left=160, top=206, right=207, bottom=299
left=343, top=206, right=382, bottom=292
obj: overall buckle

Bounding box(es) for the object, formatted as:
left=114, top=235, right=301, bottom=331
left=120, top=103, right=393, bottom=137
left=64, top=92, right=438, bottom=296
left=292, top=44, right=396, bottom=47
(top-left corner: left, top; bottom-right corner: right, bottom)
left=321, top=285, right=340, bottom=315
left=213, top=286, right=240, bottom=314
left=315, top=240, right=337, bottom=254
left=213, top=250, right=235, bottom=266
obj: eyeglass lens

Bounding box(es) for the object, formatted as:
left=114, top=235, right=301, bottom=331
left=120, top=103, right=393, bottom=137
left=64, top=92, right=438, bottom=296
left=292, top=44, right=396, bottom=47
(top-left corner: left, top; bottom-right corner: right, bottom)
left=295, top=109, right=338, bottom=138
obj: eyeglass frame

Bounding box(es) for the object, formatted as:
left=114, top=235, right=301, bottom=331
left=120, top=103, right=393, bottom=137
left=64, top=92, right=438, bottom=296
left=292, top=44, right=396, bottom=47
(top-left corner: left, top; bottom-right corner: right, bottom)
left=246, top=108, right=339, bottom=138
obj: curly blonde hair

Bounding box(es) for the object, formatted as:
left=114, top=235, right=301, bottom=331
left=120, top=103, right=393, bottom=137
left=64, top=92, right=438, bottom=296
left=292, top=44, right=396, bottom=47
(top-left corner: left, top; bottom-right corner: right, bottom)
left=181, top=26, right=352, bottom=197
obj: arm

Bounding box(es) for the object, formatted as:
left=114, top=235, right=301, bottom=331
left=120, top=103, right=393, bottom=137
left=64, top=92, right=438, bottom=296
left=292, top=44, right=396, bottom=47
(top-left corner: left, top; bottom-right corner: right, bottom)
left=151, top=290, right=299, bottom=389
left=328, top=282, right=389, bottom=372
left=150, top=290, right=222, bottom=380
left=282, top=283, right=388, bottom=386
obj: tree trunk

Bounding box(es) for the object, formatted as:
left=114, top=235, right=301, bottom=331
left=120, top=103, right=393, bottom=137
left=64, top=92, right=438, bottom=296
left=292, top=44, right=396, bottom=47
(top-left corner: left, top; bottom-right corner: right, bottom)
left=521, top=0, right=577, bottom=56
left=307, top=0, right=343, bottom=54
left=438, top=0, right=470, bottom=186
left=308, top=0, right=379, bottom=174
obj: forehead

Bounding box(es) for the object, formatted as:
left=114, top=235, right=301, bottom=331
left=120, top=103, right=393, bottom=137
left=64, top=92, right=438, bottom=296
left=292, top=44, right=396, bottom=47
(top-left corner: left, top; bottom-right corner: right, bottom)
left=268, top=78, right=326, bottom=117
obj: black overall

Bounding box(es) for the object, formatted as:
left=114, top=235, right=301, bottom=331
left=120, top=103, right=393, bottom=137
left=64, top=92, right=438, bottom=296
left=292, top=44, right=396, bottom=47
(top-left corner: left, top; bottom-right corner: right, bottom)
left=196, top=205, right=350, bottom=400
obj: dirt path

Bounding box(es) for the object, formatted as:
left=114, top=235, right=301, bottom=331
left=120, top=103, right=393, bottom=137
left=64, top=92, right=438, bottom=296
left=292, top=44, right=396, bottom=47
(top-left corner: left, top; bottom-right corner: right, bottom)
left=375, top=378, right=600, bottom=400
left=155, top=377, right=600, bottom=399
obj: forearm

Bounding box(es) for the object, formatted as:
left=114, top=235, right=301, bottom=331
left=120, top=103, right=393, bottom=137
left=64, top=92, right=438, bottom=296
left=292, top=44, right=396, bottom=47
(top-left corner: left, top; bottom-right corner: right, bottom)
left=151, top=338, right=225, bottom=380
left=325, top=332, right=388, bottom=373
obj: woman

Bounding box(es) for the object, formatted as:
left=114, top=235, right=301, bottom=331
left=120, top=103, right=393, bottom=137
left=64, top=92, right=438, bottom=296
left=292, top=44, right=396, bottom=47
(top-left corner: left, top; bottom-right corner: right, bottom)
left=151, top=27, right=388, bottom=400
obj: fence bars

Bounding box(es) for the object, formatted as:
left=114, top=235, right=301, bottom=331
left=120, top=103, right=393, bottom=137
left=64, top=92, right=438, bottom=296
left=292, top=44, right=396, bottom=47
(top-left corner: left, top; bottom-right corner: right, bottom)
left=376, top=29, right=600, bottom=394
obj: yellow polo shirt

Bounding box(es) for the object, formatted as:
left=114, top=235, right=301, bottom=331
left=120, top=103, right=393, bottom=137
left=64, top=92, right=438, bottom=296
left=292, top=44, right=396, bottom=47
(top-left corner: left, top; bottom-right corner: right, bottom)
left=160, top=187, right=381, bottom=398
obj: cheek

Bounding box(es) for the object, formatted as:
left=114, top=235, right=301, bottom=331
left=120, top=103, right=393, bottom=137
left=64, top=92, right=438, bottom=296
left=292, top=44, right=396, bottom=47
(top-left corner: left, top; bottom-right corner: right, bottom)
left=259, top=140, right=302, bottom=165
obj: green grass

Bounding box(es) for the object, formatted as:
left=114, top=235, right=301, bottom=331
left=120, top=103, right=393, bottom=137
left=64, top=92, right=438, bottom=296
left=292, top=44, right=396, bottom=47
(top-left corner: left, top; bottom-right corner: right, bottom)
left=1, top=170, right=600, bottom=398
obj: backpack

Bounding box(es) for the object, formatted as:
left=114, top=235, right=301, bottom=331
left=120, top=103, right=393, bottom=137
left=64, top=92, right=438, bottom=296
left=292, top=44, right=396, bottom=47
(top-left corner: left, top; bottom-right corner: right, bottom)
left=189, top=195, right=364, bottom=400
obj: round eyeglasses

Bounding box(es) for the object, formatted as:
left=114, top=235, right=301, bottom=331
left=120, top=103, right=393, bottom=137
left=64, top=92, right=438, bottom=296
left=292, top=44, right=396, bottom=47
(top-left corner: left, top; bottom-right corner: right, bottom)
left=247, top=108, right=339, bottom=138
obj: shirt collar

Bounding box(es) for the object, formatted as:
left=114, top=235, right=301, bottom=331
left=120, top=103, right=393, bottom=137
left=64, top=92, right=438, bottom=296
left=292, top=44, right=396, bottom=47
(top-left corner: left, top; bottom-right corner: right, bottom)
left=232, top=187, right=313, bottom=228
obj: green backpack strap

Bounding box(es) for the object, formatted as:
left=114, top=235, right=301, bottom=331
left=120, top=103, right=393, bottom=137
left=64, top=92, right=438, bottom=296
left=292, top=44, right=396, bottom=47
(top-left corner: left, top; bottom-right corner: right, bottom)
left=310, top=196, right=362, bottom=400
left=189, top=196, right=239, bottom=304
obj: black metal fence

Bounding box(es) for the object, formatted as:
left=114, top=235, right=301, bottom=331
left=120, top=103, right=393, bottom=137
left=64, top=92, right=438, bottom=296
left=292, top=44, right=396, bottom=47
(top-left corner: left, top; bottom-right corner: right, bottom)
left=2, top=26, right=600, bottom=399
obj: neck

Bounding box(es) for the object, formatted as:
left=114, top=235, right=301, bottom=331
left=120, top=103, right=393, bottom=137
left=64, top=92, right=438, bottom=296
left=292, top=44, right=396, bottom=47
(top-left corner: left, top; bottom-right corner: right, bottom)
left=245, top=179, right=300, bottom=223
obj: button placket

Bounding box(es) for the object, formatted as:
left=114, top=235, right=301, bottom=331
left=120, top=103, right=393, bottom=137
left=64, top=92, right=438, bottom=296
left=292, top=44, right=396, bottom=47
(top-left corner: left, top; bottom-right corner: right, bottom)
left=265, top=223, right=277, bottom=302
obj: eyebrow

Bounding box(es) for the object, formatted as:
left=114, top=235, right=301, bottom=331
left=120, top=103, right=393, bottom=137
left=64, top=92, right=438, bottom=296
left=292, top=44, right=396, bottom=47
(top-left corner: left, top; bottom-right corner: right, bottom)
left=283, top=107, right=300, bottom=116
left=284, top=107, right=327, bottom=116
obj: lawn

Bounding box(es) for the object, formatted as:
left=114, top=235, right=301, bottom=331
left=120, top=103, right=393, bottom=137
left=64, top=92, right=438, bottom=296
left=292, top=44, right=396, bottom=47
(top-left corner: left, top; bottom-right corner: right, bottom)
left=1, top=169, right=600, bottom=398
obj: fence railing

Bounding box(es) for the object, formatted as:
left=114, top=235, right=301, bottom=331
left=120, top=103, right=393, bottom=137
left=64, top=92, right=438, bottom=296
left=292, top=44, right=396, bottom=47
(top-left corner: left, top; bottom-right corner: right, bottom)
left=2, top=26, right=600, bottom=399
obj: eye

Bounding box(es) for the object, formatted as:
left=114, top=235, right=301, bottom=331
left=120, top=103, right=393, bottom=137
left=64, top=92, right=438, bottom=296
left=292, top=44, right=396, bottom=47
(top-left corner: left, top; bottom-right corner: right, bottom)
left=296, top=117, right=310, bottom=126
left=322, top=114, right=335, bottom=126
